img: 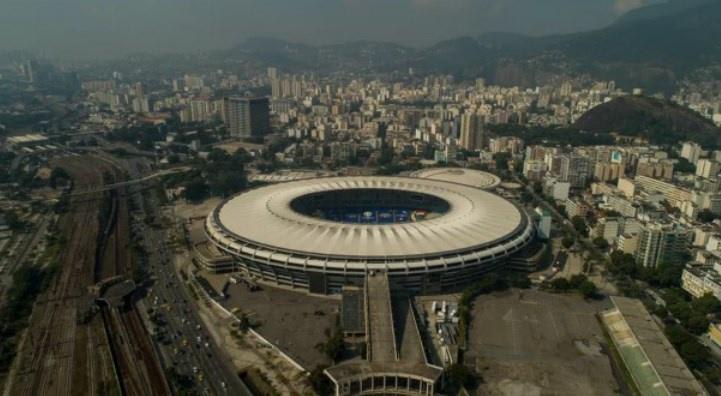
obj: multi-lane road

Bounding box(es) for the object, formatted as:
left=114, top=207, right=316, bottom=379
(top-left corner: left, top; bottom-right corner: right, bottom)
left=130, top=186, right=251, bottom=396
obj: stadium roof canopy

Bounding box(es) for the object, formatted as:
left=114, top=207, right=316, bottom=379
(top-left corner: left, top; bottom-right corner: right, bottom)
left=409, top=168, right=501, bottom=189
left=212, top=176, right=524, bottom=259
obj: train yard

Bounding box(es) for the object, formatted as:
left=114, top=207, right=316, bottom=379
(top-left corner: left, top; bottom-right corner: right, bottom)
left=5, top=155, right=169, bottom=396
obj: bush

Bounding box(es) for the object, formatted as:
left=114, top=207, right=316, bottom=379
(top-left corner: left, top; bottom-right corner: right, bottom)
left=445, top=363, right=477, bottom=392
left=309, top=365, right=333, bottom=395
left=592, top=237, right=609, bottom=250
left=324, top=323, right=345, bottom=362
left=550, top=278, right=571, bottom=291
left=578, top=280, right=598, bottom=299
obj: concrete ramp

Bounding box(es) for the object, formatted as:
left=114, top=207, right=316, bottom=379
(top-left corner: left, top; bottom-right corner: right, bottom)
left=366, top=272, right=397, bottom=362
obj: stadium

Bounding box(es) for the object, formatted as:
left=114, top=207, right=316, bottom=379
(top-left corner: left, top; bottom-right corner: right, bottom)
left=204, top=175, right=535, bottom=294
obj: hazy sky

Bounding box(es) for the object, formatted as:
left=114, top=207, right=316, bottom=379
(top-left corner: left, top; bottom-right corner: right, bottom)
left=0, top=0, right=659, bottom=59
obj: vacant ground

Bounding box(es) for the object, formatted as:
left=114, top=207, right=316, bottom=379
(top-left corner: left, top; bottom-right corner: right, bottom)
left=173, top=197, right=222, bottom=221
left=466, top=289, right=621, bottom=396
left=204, top=272, right=340, bottom=369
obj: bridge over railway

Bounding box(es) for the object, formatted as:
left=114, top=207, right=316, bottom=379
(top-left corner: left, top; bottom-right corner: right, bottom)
left=64, top=166, right=191, bottom=197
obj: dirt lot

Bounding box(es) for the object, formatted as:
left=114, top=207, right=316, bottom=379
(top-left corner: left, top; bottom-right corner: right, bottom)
left=466, top=289, right=621, bottom=396
left=173, top=197, right=222, bottom=221
left=204, top=273, right=340, bottom=369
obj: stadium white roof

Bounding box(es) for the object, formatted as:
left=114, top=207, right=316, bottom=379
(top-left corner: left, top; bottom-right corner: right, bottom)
left=212, top=176, right=524, bottom=258
left=409, top=168, right=501, bottom=189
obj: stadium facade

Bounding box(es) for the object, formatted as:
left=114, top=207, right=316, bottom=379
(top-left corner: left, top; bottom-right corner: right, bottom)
left=205, top=176, right=535, bottom=294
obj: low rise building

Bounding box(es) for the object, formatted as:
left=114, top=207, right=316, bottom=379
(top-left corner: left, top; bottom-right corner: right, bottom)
left=682, top=263, right=721, bottom=300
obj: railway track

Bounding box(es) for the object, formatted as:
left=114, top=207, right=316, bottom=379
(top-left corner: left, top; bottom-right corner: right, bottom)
left=7, top=156, right=169, bottom=396
left=96, top=165, right=170, bottom=396
left=10, top=157, right=107, bottom=396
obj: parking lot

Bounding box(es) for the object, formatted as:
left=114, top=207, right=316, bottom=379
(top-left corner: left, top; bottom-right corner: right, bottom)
left=205, top=273, right=340, bottom=369
left=466, top=289, right=621, bottom=396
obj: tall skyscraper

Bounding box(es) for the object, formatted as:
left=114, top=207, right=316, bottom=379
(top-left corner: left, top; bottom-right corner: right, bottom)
left=459, top=113, right=482, bottom=150
left=223, top=97, right=271, bottom=138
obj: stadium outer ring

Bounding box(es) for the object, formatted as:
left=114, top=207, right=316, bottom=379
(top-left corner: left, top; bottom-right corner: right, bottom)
left=205, top=176, right=535, bottom=294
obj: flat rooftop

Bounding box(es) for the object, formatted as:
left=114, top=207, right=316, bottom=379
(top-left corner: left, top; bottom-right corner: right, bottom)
left=341, top=287, right=365, bottom=335
left=603, top=296, right=707, bottom=396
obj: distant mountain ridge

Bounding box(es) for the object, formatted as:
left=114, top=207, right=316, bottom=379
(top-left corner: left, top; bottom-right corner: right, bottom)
left=612, top=0, right=716, bottom=25
left=220, top=0, right=721, bottom=91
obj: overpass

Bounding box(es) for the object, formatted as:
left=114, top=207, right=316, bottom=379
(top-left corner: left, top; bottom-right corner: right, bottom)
left=66, top=166, right=191, bottom=197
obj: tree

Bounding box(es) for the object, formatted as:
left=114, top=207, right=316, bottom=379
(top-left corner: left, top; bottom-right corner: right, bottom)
left=609, top=251, right=638, bottom=277
left=561, top=236, right=575, bottom=249
left=550, top=278, right=571, bottom=291
left=675, top=157, right=696, bottom=174
left=571, top=216, right=588, bottom=236
left=323, top=325, right=345, bottom=362
left=238, top=314, right=251, bottom=333
left=569, top=274, right=588, bottom=289
left=679, top=340, right=709, bottom=368
left=578, top=280, right=598, bottom=299
left=49, top=167, right=70, bottom=189
left=208, top=172, right=247, bottom=197
left=445, top=363, right=476, bottom=391
left=692, top=293, right=721, bottom=316
left=686, top=314, right=710, bottom=335
left=182, top=180, right=209, bottom=202
left=665, top=324, right=691, bottom=346
left=653, top=261, right=686, bottom=288
left=668, top=301, right=692, bottom=324
left=308, top=365, right=333, bottom=395
left=207, top=148, right=231, bottom=163
left=2, top=210, right=25, bottom=231
left=698, top=209, right=718, bottom=223
left=520, top=190, right=534, bottom=203
left=507, top=273, right=532, bottom=289
left=592, top=237, right=609, bottom=250
left=532, top=181, right=543, bottom=195
left=493, top=152, right=510, bottom=171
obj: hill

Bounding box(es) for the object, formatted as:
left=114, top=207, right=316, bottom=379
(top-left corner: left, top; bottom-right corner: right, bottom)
left=573, top=96, right=721, bottom=147
left=213, top=0, right=721, bottom=91
left=612, top=0, right=716, bottom=25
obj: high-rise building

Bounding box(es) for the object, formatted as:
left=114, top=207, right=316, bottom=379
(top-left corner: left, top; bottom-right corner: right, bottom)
left=132, top=96, right=150, bottom=114
left=488, top=136, right=523, bottom=154
left=635, top=223, right=690, bottom=268
left=559, top=155, right=593, bottom=188
left=696, top=159, right=720, bottom=179
left=267, top=67, right=277, bottom=81
left=223, top=97, right=271, bottom=138
left=271, top=78, right=281, bottom=99
left=133, top=82, right=144, bottom=97
left=459, top=113, right=482, bottom=150
left=681, top=142, right=702, bottom=165
left=594, top=161, right=623, bottom=182
left=636, top=159, right=674, bottom=181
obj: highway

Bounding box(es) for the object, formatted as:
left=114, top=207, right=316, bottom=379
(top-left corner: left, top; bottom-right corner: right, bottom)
left=131, top=187, right=251, bottom=396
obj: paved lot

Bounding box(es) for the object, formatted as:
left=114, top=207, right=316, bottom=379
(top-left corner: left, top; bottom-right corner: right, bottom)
left=206, top=273, right=340, bottom=369
left=467, top=289, right=621, bottom=396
